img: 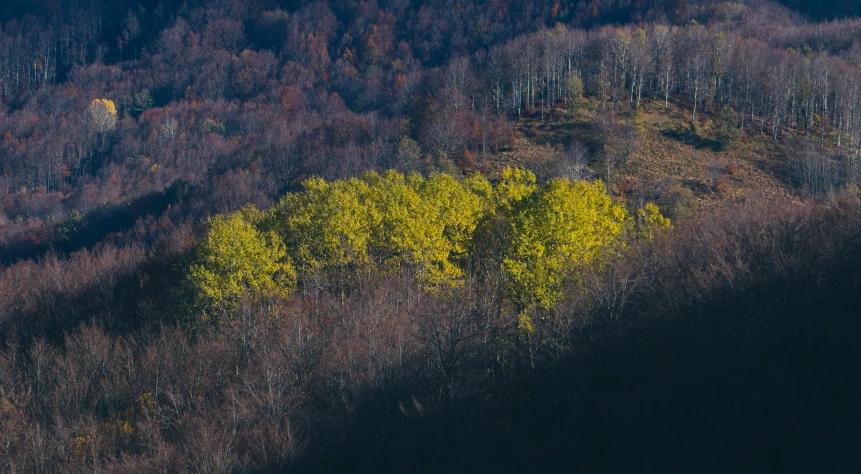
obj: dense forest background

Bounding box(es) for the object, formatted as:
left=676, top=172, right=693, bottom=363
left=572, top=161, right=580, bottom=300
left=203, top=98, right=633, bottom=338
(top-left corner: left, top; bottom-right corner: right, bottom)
left=0, top=0, right=860, bottom=472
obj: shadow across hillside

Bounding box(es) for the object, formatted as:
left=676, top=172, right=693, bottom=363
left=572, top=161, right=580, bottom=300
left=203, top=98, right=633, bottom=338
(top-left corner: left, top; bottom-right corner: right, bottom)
left=289, top=297, right=861, bottom=472
left=288, top=199, right=861, bottom=474
left=0, top=180, right=191, bottom=266
left=662, top=125, right=723, bottom=151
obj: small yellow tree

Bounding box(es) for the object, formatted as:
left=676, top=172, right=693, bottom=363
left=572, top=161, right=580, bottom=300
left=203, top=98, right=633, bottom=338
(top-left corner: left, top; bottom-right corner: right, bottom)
left=637, top=202, right=673, bottom=239
left=88, top=99, right=117, bottom=133
left=87, top=98, right=118, bottom=172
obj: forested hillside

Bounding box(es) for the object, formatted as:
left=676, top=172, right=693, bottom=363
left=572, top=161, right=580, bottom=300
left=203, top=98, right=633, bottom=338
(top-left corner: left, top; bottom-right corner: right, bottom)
left=0, top=0, right=860, bottom=472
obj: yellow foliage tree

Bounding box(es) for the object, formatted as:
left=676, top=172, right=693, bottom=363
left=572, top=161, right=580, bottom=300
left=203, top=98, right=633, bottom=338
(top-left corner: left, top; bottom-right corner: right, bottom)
left=88, top=98, right=118, bottom=133
left=418, top=173, right=486, bottom=262
left=502, top=178, right=630, bottom=317
left=272, top=176, right=376, bottom=273
left=637, top=202, right=673, bottom=239
left=371, top=171, right=483, bottom=287
left=187, top=206, right=295, bottom=318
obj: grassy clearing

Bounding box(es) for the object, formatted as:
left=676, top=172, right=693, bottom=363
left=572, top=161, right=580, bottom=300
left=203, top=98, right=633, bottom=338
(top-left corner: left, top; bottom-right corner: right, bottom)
left=495, top=97, right=801, bottom=219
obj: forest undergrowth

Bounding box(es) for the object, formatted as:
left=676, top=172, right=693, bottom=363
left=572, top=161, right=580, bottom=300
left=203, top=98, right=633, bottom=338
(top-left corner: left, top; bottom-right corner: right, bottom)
left=1, top=181, right=859, bottom=472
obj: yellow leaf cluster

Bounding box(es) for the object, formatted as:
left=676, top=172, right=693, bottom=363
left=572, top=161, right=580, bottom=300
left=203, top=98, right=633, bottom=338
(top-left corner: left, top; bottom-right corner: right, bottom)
left=637, top=202, right=673, bottom=239
left=270, top=170, right=488, bottom=289
left=493, top=167, right=537, bottom=210
left=272, top=176, right=375, bottom=271
left=185, top=168, right=671, bottom=320
left=188, top=206, right=296, bottom=318
left=90, top=98, right=117, bottom=116
left=88, top=98, right=118, bottom=133
left=71, top=433, right=93, bottom=459
left=500, top=177, right=630, bottom=312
